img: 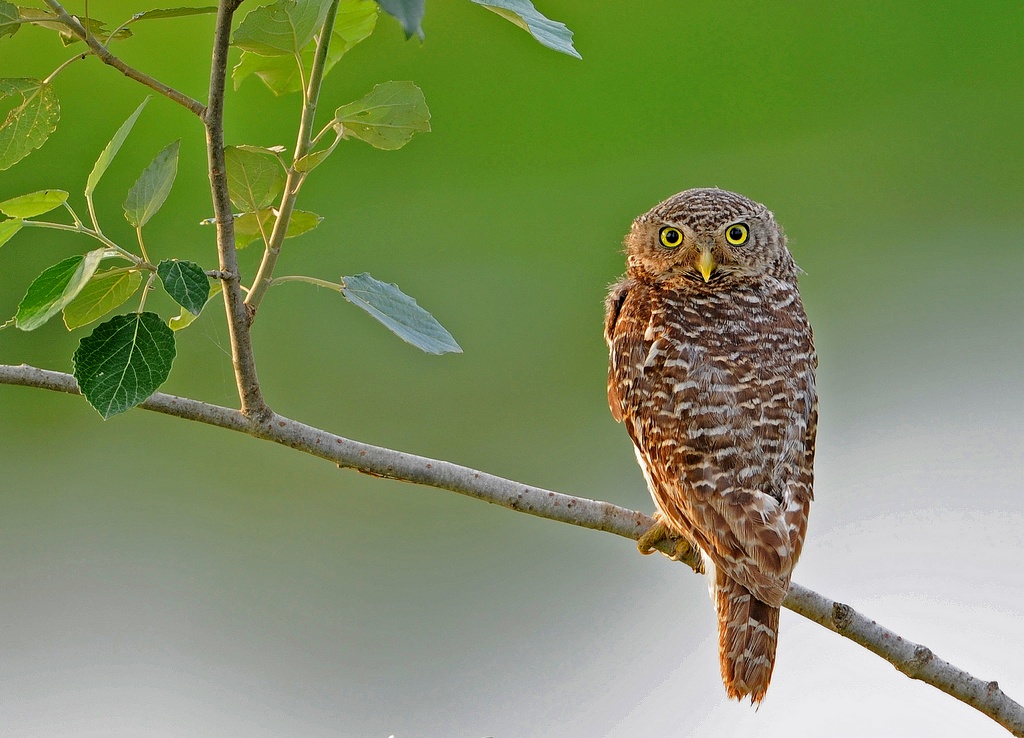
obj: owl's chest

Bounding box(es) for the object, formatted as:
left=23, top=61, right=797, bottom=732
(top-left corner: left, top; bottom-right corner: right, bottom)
left=648, top=284, right=806, bottom=371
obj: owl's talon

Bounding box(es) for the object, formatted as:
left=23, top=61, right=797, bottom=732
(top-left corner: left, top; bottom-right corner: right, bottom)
left=638, top=517, right=703, bottom=572
left=637, top=517, right=671, bottom=555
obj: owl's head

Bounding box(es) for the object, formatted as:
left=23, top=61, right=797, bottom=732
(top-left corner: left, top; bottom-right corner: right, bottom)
left=624, top=188, right=794, bottom=285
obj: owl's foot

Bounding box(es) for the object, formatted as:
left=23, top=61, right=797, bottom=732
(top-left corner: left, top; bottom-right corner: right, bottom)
left=637, top=516, right=703, bottom=573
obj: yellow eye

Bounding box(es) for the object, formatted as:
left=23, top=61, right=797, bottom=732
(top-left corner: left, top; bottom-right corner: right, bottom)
left=659, top=226, right=683, bottom=248
left=725, top=223, right=749, bottom=246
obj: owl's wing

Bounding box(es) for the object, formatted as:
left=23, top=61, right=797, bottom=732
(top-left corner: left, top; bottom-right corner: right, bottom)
left=604, top=277, right=640, bottom=423
left=673, top=343, right=816, bottom=606
left=607, top=283, right=814, bottom=606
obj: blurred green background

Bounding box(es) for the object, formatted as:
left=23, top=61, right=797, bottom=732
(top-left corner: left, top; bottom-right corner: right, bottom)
left=1, top=2, right=1021, bottom=736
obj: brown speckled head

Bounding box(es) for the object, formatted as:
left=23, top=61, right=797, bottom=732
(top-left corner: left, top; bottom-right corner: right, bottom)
left=625, top=187, right=794, bottom=284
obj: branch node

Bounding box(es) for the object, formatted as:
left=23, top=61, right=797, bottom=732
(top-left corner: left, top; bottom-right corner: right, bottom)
left=832, top=601, right=854, bottom=630
left=911, top=645, right=935, bottom=668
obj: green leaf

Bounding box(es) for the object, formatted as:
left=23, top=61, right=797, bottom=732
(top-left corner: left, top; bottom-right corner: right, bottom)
left=232, top=0, right=332, bottom=56
left=376, top=0, right=423, bottom=40
left=87, top=97, right=149, bottom=198
left=62, top=269, right=143, bottom=330
left=0, top=217, right=22, bottom=246
left=330, top=0, right=379, bottom=61
left=340, top=272, right=461, bottom=354
left=127, top=7, right=218, bottom=23
left=224, top=145, right=285, bottom=211
left=16, top=8, right=132, bottom=44
left=15, top=7, right=64, bottom=34
left=0, top=78, right=59, bottom=170
left=231, top=211, right=269, bottom=248
left=169, top=280, right=221, bottom=331
left=470, top=0, right=580, bottom=58
left=124, top=139, right=179, bottom=228
left=15, top=249, right=105, bottom=331
left=0, top=2, right=20, bottom=39
left=0, top=189, right=68, bottom=218
left=232, top=0, right=377, bottom=94
left=333, top=81, right=430, bottom=150
left=233, top=208, right=322, bottom=248
left=235, top=144, right=287, bottom=156
left=232, top=51, right=303, bottom=95
left=282, top=209, right=323, bottom=237
left=294, top=147, right=333, bottom=172
left=157, top=259, right=210, bottom=316
left=72, top=311, right=176, bottom=419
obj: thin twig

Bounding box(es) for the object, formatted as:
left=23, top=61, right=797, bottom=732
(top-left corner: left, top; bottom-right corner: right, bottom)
left=21, top=219, right=148, bottom=267
left=40, top=0, right=205, bottom=118
left=245, top=0, right=341, bottom=311
left=0, top=362, right=1020, bottom=737
left=203, top=0, right=270, bottom=421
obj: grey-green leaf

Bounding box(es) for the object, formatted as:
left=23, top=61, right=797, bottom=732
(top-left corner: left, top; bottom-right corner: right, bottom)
left=0, top=217, right=22, bottom=246
left=0, top=78, right=59, bottom=170
left=376, top=0, right=423, bottom=40
left=0, top=189, right=68, bottom=218
left=0, top=1, right=19, bottom=38
left=157, top=259, right=210, bottom=316
left=128, top=7, right=218, bottom=23
left=86, top=97, right=149, bottom=197
left=62, top=269, right=143, bottom=330
left=124, top=139, right=180, bottom=228
left=333, top=81, right=430, bottom=150
left=72, top=312, right=176, bottom=419
left=15, top=249, right=105, bottom=331
left=470, top=0, right=579, bottom=58
left=340, top=272, right=461, bottom=354
left=232, top=0, right=332, bottom=56
left=224, top=145, right=286, bottom=211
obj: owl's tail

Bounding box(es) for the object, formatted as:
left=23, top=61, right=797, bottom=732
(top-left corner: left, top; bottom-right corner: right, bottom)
left=714, top=569, right=780, bottom=704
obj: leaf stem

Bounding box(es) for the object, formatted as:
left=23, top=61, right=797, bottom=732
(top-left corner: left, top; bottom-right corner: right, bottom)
left=270, top=275, right=343, bottom=292
left=62, top=200, right=84, bottom=229
left=135, top=226, right=152, bottom=263
left=85, top=188, right=103, bottom=237
left=42, top=52, right=89, bottom=85
left=40, top=0, right=206, bottom=117
left=137, top=272, right=156, bottom=312
left=245, top=0, right=341, bottom=312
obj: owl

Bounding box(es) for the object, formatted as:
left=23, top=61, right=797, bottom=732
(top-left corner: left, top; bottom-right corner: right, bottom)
left=604, top=187, right=817, bottom=704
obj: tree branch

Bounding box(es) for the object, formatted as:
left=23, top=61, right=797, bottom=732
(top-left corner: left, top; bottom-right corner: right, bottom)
left=203, top=0, right=270, bottom=421
left=0, top=363, right=1020, bottom=736
left=40, top=0, right=206, bottom=118
left=785, top=586, right=1023, bottom=735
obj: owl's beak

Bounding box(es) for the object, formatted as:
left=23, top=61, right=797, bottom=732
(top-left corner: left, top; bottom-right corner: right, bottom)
left=696, top=246, right=717, bottom=282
